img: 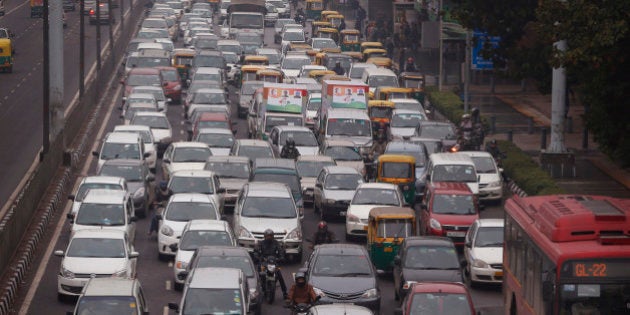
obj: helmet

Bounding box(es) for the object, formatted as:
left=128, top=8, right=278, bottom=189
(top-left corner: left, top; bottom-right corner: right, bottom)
left=462, top=114, right=471, bottom=120
left=471, top=107, right=480, bottom=116
left=159, top=181, right=168, bottom=189
left=317, top=221, right=328, bottom=231
left=294, top=272, right=306, bottom=281
left=264, top=229, right=274, bottom=238
left=407, top=57, right=414, bottom=63
left=490, top=139, right=497, bottom=145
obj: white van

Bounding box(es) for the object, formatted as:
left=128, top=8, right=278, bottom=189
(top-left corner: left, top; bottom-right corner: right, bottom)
left=320, top=108, right=373, bottom=156
left=361, top=68, right=399, bottom=95
left=421, top=152, right=479, bottom=198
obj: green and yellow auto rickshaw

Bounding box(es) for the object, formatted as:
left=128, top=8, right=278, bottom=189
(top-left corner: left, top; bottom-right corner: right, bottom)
left=311, top=21, right=332, bottom=36
left=399, top=72, right=426, bottom=104
left=360, top=41, right=383, bottom=54
left=172, top=48, right=195, bottom=84
left=376, top=154, right=416, bottom=206
left=368, top=100, right=395, bottom=137
left=340, top=29, right=360, bottom=52
left=375, top=87, right=414, bottom=101
left=367, top=206, right=417, bottom=272
left=327, top=14, right=344, bottom=29
left=0, top=39, right=12, bottom=73
left=305, top=0, right=323, bottom=20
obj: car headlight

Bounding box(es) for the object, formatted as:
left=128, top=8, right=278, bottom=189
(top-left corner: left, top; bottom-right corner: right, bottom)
left=176, top=260, right=188, bottom=270
left=285, top=227, right=301, bottom=241
left=325, top=198, right=335, bottom=205
left=487, top=180, right=502, bottom=187
left=249, top=287, right=259, bottom=300
left=60, top=266, right=75, bottom=279
left=161, top=225, right=174, bottom=237
left=402, top=281, right=417, bottom=290
left=361, top=288, right=378, bottom=299
left=238, top=226, right=254, bottom=239
left=112, top=268, right=128, bottom=278
left=347, top=213, right=360, bottom=223
left=473, top=258, right=489, bottom=269
left=429, top=218, right=442, bottom=231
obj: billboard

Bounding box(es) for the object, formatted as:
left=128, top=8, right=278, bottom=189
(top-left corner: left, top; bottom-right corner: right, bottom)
left=330, top=85, right=368, bottom=109
left=472, top=31, right=500, bottom=70
left=264, top=86, right=305, bottom=113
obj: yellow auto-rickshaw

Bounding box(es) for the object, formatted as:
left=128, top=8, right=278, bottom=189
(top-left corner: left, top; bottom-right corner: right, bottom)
left=306, top=49, right=319, bottom=63
left=360, top=41, right=384, bottom=54
left=368, top=100, right=395, bottom=137
left=172, top=48, right=195, bottom=84
left=375, top=87, right=414, bottom=101
left=288, top=42, right=312, bottom=52
left=367, top=207, right=416, bottom=272
left=362, top=48, right=387, bottom=61
left=311, top=21, right=332, bottom=36
left=316, top=28, right=339, bottom=44
left=0, top=39, right=13, bottom=73
left=313, top=52, right=327, bottom=67
left=399, top=72, right=426, bottom=104
left=342, top=51, right=363, bottom=62
left=243, top=55, right=269, bottom=66
left=305, top=0, right=323, bottom=20
left=321, top=10, right=339, bottom=22
left=256, top=68, right=283, bottom=83
left=340, top=29, right=361, bottom=52
left=320, top=74, right=350, bottom=82
left=320, top=47, right=341, bottom=53
left=309, top=70, right=336, bottom=83
left=376, top=154, right=416, bottom=206
left=240, top=65, right=267, bottom=85
left=366, top=57, right=393, bottom=70
left=327, top=14, right=344, bottom=28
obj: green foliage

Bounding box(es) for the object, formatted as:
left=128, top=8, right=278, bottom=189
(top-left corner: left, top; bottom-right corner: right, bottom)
left=427, top=90, right=489, bottom=128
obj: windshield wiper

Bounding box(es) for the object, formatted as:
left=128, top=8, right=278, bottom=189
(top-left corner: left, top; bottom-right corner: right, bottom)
left=335, top=272, right=371, bottom=277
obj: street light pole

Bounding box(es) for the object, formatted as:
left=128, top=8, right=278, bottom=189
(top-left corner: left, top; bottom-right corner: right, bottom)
left=547, top=39, right=567, bottom=153
left=463, top=30, right=470, bottom=112
left=437, top=0, right=443, bottom=91
left=80, top=0, right=85, bottom=97
left=42, top=0, right=50, bottom=157
left=96, top=0, right=102, bottom=70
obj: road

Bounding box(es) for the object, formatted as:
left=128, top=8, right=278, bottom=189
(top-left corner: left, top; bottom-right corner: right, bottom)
left=0, top=0, right=132, bottom=208
left=18, top=12, right=504, bottom=315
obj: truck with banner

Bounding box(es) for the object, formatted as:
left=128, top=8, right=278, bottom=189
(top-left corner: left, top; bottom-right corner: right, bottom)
left=317, top=80, right=369, bottom=134
left=256, top=83, right=308, bottom=140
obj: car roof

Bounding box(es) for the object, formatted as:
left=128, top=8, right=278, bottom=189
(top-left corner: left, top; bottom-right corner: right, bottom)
left=82, top=189, right=128, bottom=204
left=474, top=218, right=505, bottom=228
left=459, top=151, right=494, bottom=158
left=71, top=229, right=126, bottom=239
left=408, top=281, right=470, bottom=294
left=404, top=236, right=456, bottom=247
left=297, top=155, right=334, bottom=162
left=246, top=182, right=292, bottom=197
left=171, top=170, right=216, bottom=178
left=101, top=159, right=146, bottom=167
left=235, top=139, right=271, bottom=147
left=169, top=193, right=215, bottom=203
left=386, top=141, right=425, bottom=152
left=253, top=158, right=296, bottom=169
left=105, top=132, right=141, bottom=143
left=315, top=243, right=368, bottom=255
left=429, top=152, right=475, bottom=165
left=82, top=278, right=138, bottom=296
left=197, top=127, right=233, bottom=135
left=185, top=219, right=230, bottom=231
left=206, top=156, right=250, bottom=163
left=126, top=93, right=156, bottom=99
left=273, top=125, right=312, bottom=132
left=189, top=267, right=242, bottom=289
left=81, top=176, right=125, bottom=185
left=323, top=165, right=360, bottom=175
left=357, top=182, right=397, bottom=190
left=195, top=67, right=222, bottom=74
left=195, top=245, right=251, bottom=257
left=363, top=67, right=396, bottom=76
left=310, top=304, right=374, bottom=315
left=324, top=139, right=358, bottom=147
left=327, top=108, right=369, bottom=119
left=113, top=125, right=153, bottom=133
left=170, top=141, right=211, bottom=149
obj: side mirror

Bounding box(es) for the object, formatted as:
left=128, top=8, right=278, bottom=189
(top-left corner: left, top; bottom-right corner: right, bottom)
left=66, top=213, right=75, bottom=220
left=129, top=252, right=140, bottom=259
left=169, top=243, right=178, bottom=252
left=54, top=250, right=64, bottom=257
left=155, top=214, right=163, bottom=220
left=143, top=152, right=151, bottom=158
left=168, top=303, right=179, bottom=312
left=177, top=270, right=189, bottom=280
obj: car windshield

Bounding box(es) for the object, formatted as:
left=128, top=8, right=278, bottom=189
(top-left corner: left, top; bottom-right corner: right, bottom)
left=169, top=177, right=214, bottom=194
left=418, top=125, right=456, bottom=140
left=325, top=58, right=352, bottom=71
left=165, top=202, right=217, bottom=221
left=182, top=288, right=242, bottom=315
left=142, top=19, right=167, bottom=28
left=296, top=161, right=335, bottom=177
left=197, top=255, right=254, bottom=277
left=377, top=219, right=413, bottom=238
left=260, top=52, right=280, bottom=64
left=403, top=245, right=460, bottom=269
left=236, top=33, right=262, bottom=44
left=100, top=143, right=141, bottom=160
left=324, top=146, right=362, bottom=161
left=99, top=164, right=144, bottom=181
left=324, top=174, right=362, bottom=190
left=327, top=118, right=371, bottom=137
left=205, top=161, right=250, bottom=179
left=368, top=75, right=398, bottom=87
left=75, top=184, right=123, bottom=201
left=231, top=14, right=262, bottom=28
left=193, top=92, right=226, bottom=104
left=394, top=101, right=423, bottom=112
left=197, top=133, right=235, bottom=148
left=282, top=58, right=311, bottom=70
left=134, top=56, right=170, bottom=68
left=386, top=149, right=426, bottom=168
left=127, top=74, right=161, bottom=86
left=352, top=188, right=400, bottom=206
left=284, top=32, right=304, bottom=42
left=193, top=55, right=224, bottom=68
left=237, top=145, right=274, bottom=160
left=125, top=107, right=158, bottom=120
left=312, top=39, right=337, bottom=49
left=195, top=38, right=218, bottom=50
left=307, top=98, right=321, bottom=110
left=391, top=113, right=424, bottom=128
left=76, top=203, right=125, bottom=226
left=218, top=44, right=242, bottom=55
left=130, top=115, right=170, bottom=129
left=432, top=194, right=476, bottom=215
left=313, top=254, right=372, bottom=277
left=265, top=116, right=303, bottom=132
left=470, top=156, right=497, bottom=174
left=179, top=230, right=232, bottom=250
left=409, top=293, right=472, bottom=315
left=133, top=88, right=166, bottom=101
left=76, top=296, right=138, bottom=315
left=193, top=72, right=221, bottom=82
left=242, top=82, right=264, bottom=94
left=198, top=120, right=230, bottom=129
left=381, top=162, right=413, bottom=178
left=241, top=196, right=296, bottom=218
left=127, top=96, right=156, bottom=105
left=432, top=165, right=477, bottom=182
left=350, top=66, right=372, bottom=79
left=224, top=52, right=240, bottom=63
left=66, top=238, right=126, bottom=258
left=474, top=226, right=504, bottom=247
left=279, top=131, right=318, bottom=146
left=252, top=173, right=300, bottom=194
left=173, top=147, right=212, bottom=162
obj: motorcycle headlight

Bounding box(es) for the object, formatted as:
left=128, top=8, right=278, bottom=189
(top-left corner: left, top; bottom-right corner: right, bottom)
left=429, top=218, right=442, bottom=231
left=473, top=258, right=489, bottom=269
left=361, top=288, right=378, bottom=299
left=176, top=260, right=188, bottom=270
left=112, top=268, right=128, bottom=278
left=238, top=226, right=254, bottom=239
left=487, top=180, right=502, bottom=187
left=347, top=213, right=360, bottom=223
left=161, top=225, right=174, bottom=237
left=285, top=227, right=302, bottom=241
left=60, top=266, right=75, bottom=279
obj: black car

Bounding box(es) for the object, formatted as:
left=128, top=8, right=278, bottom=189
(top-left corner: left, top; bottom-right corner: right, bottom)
left=393, top=236, right=464, bottom=302
left=183, top=246, right=262, bottom=315
left=300, top=244, right=381, bottom=313
left=97, top=159, right=154, bottom=218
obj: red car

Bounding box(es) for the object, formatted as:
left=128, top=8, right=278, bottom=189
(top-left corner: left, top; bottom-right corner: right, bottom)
left=188, top=112, right=235, bottom=140
left=121, top=67, right=163, bottom=98
left=395, top=282, right=477, bottom=315
left=156, top=66, right=182, bottom=104
left=420, top=182, right=479, bottom=246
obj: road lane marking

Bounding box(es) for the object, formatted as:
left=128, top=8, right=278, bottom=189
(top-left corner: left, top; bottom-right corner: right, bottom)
left=165, top=280, right=171, bottom=291
left=163, top=306, right=169, bottom=315
left=0, top=0, right=31, bottom=20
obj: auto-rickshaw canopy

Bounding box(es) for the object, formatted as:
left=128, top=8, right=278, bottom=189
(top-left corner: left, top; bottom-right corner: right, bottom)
left=327, top=14, right=344, bottom=28
left=361, top=42, right=383, bottom=53
left=362, top=48, right=387, bottom=61
left=243, top=55, right=269, bottom=66
left=366, top=57, right=393, bottom=69
left=377, top=154, right=416, bottom=183
left=256, top=68, right=283, bottom=83
left=375, top=87, right=414, bottom=101
left=309, top=70, right=336, bottom=82
left=316, top=28, right=340, bottom=43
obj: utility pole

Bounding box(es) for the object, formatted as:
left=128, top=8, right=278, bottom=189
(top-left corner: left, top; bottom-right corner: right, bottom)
left=108, top=0, right=114, bottom=53
left=437, top=0, right=443, bottom=91
left=96, top=0, right=102, bottom=70
left=50, top=0, right=64, bottom=140
left=42, top=0, right=49, bottom=157
left=547, top=39, right=567, bottom=153
left=79, top=0, right=85, bottom=96
left=463, top=30, right=470, bottom=112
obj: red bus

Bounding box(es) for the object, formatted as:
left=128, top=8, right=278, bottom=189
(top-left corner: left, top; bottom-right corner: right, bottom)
left=503, top=195, right=630, bottom=315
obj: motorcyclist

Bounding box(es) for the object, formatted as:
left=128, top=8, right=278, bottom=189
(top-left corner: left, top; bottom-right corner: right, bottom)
left=255, top=229, right=288, bottom=299
left=369, top=128, right=387, bottom=160
left=280, top=137, right=301, bottom=160
left=285, top=272, right=318, bottom=308
left=404, top=57, right=417, bottom=72
left=332, top=61, right=345, bottom=75
left=471, top=107, right=485, bottom=149
left=148, top=181, right=171, bottom=235
left=458, top=113, right=474, bottom=150
left=309, top=221, right=336, bottom=249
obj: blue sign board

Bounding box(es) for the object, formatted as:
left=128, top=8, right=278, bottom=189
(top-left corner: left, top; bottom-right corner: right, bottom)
left=472, top=31, right=500, bottom=70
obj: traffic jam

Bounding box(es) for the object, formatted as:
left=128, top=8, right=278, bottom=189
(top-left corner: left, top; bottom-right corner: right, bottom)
left=46, top=0, right=511, bottom=314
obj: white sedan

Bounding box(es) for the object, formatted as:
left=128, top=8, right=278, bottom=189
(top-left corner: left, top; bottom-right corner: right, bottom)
left=345, top=183, right=404, bottom=239
left=161, top=141, right=213, bottom=181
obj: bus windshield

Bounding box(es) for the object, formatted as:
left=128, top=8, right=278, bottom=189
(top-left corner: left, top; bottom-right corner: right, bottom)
left=559, top=282, right=630, bottom=314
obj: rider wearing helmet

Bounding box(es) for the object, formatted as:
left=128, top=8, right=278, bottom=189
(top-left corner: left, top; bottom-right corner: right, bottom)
left=286, top=272, right=318, bottom=306
left=485, top=139, right=502, bottom=161
left=280, top=137, right=301, bottom=160
left=309, top=221, right=336, bottom=249
left=256, top=229, right=288, bottom=299
left=404, top=57, right=417, bottom=72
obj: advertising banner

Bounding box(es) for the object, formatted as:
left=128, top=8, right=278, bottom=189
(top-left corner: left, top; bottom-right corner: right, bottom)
left=264, top=86, right=305, bottom=113
left=330, top=85, right=368, bottom=109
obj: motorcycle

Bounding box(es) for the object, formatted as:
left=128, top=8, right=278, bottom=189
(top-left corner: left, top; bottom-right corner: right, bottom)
left=259, top=255, right=280, bottom=304
left=284, top=296, right=321, bottom=315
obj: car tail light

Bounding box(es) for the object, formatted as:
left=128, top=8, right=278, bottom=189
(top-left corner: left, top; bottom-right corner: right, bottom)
left=89, top=9, right=94, bottom=15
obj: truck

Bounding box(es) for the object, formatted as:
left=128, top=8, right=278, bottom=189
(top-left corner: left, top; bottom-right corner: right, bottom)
left=316, top=79, right=369, bottom=133
left=30, top=0, right=44, bottom=17
left=255, top=83, right=307, bottom=140
left=227, top=0, right=266, bottom=40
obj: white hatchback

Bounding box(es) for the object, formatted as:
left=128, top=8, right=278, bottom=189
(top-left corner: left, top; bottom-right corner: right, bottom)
left=464, top=218, right=504, bottom=285
left=345, top=183, right=404, bottom=239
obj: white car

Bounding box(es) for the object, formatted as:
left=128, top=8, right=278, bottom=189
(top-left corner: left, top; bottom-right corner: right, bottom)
left=113, top=124, right=158, bottom=172
left=298, top=65, right=327, bottom=78
left=54, top=229, right=138, bottom=300
left=346, top=183, right=404, bottom=239
left=296, top=155, right=336, bottom=205
left=68, top=176, right=127, bottom=216
left=309, top=38, right=339, bottom=52
left=320, top=139, right=366, bottom=175
left=128, top=85, right=171, bottom=113
left=464, top=218, right=504, bottom=286
left=280, top=29, right=306, bottom=54
left=269, top=125, right=319, bottom=156
left=193, top=128, right=235, bottom=156
left=389, top=109, right=427, bottom=140
left=304, top=92, right=321, bottom=130
left=461, top=151, right=504, bottom=201
left=93, top=132, right=147, bottom=172
left=171, top=219, right=237, bottom=290
left=161, top=142, right=213, bottom=181
left=129, top=111, right=173, bottom=155
left=280, top=55, right=311, bottom=78
left=167, top=169, right=225, bottom=212
left=157, top=193, right=222, bottom=260
left=390, top=98, right=426, bottom=113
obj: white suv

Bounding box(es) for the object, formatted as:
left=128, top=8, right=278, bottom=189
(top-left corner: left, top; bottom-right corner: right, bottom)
left=93, top=132, right=148, bottom=172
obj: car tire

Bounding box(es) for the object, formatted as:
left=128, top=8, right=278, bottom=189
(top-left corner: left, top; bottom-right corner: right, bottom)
left=57, top=293, right=69, bottom=303
left=345, top=233, right=355, bottom=242
left=158, top=252, right=170, bottom=261
left=465, top=266, right=477, bottom=288
left=174, top=281, right=184, bottom=291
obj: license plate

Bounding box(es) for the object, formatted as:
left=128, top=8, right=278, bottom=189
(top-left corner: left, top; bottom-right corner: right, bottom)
left=495, top=271, right=503, bottom=277
left=339, top=211, right=346, bottom=216
left=446, top=231, right=466, bottom=237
